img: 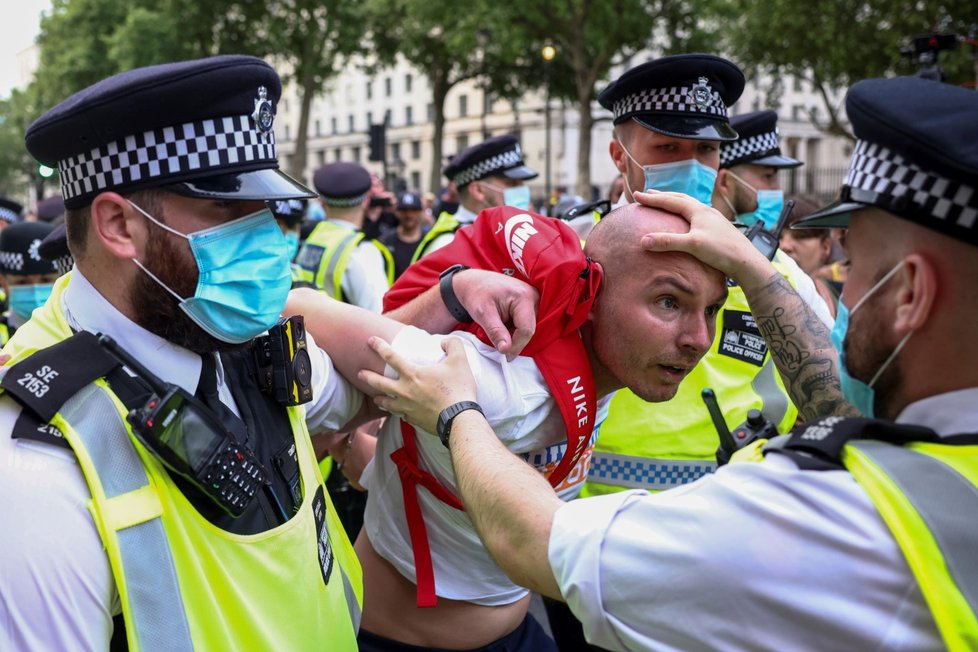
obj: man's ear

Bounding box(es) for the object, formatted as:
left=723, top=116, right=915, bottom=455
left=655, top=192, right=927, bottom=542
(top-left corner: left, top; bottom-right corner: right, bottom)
left=609, top=139, right=628, bottom=176
left=893, top=253, right=936, bottom=336
left=89, top=192, right=146, bottom=261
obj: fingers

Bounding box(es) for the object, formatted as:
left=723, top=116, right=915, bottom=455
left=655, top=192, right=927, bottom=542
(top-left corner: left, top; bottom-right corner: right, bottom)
left=640, top=231, right=693, bottom=254
left=472, top=305, right=513, bottom=355
left=507, top=299, right=536, bottom=358
left=366, top=335, right=405, bottom=373
left=358, top=367, right=397, bottom=396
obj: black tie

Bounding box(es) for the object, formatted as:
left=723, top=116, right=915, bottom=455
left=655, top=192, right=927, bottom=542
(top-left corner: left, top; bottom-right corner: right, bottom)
left=196, top=353, right=249, bottom=444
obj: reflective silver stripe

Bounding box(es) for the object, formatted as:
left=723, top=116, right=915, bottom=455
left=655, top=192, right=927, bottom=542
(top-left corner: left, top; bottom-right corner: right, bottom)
left=339, top=568, right=362, bottom=632
left=587, top=452, right=716, bottom=491
left=752, top=356, right=789, bottom=428
left=324, top=232, right=360, bottom=297
left=850, top=440, right=978, bottom=616
left=61, top=384, right=193, bottom=651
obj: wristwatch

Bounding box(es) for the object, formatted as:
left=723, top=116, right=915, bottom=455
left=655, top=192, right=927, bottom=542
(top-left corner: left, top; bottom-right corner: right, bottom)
left=437, top=401, right=484, bottom=448
left=439, top=264, right=473, bottom=323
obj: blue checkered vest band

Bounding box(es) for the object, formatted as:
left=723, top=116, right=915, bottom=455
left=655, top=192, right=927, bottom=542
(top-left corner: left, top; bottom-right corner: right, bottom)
left=846, top=140, right=978, bottom=230
left=453, top=146, right=524, bottom=186
left=613, top=79, right=727, bottom=121
left=720, top=130, right=780, bottom=167
left=57, top=114, right=276, bottom=204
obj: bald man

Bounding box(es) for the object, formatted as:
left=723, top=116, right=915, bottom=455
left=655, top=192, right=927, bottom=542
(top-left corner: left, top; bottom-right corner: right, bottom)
left=286, top=203, right=729, bottom=652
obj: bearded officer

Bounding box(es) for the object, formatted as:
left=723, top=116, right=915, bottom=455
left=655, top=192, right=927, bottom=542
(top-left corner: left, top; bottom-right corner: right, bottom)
left=0, top=55, right=363, bottom=650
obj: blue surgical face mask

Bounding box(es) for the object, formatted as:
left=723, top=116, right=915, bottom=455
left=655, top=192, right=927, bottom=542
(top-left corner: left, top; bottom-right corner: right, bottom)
left=9, top=283, right=54, bottom=320
left=502, top=185, right=532, bottom=210
left=129, top=201, right=292, bottom=344
left=284, top=230, right=301, bottom=261
left=725, top=171, right=784, bottom=229
left=830, top=261, right=913, bottom=417
left=619, top=140, right=718, bottom=205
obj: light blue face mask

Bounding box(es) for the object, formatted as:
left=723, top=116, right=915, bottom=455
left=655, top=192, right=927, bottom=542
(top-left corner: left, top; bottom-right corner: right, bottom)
left=830, top=261, right=913, bottom=417
left=284, top=230, right=301, bottom=261
left=129, top=201, right=293, bottom=344
left=9, top=283, right=54, bottom=320
left=619, top=140, right=718, bottom=205
left=726, top=171, right=784, bottom=229
left=503, top=184, right=532, bottom=210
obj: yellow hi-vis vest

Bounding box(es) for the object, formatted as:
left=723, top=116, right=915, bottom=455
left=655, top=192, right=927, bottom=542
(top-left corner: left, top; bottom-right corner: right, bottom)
left=410, top=211, right=459, bottom=263
left=582, top=253, right=801, bottom=495
left=844, top=439, right=978, bottom=650
left=295, top=221, right=394, bottom=299
left=765, top=417, right=978, bottom=651
left=1, top=274, right=362, bottom=651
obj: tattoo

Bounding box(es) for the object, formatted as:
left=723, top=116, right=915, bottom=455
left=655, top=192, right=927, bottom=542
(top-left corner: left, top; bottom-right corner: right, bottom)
left=752, top=273, right=861, bottom=422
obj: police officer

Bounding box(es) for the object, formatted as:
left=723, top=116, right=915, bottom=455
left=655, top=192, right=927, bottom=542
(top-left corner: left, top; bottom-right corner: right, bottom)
left=295, top=162, right=394, bottom=312
left=0, top=197, right=23, bottom=229
left=0, top=221, right=60, bottom=344
left=580, top=55, right=833, bottom=501
left=358, top=74, right=978, bottom=650
left=712, top=109, right=802, bottom=229
left=413, top=134, right=538, bottom=260
left=0, top=55, right=362, bottom=650
left=270, top=197, right=307, bottom=283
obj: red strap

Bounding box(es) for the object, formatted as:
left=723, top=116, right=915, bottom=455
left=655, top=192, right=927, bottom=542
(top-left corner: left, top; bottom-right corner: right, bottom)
left=390, top=421, right=463, bottom=608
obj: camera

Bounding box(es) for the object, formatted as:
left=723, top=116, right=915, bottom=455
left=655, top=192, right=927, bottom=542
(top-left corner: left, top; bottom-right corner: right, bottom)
left=253, top=316, right=314, bottom=406
left=702, top=388, right=780, bottom=466
left=900, top=32, right=958, bottom=82
left=369, top=196, right=393, bottom=209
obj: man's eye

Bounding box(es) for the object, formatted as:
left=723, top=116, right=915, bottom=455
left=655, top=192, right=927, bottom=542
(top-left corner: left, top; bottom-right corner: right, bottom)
left=658, top=297, right=677, bottom=309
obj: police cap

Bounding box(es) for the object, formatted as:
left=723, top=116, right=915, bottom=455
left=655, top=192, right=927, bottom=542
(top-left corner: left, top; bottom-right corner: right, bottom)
left=598, top=54, right=745, bottom=142
left=0, top=197, right=23, bottom=225
left=25, top=55, right=315, bottom=210
left=0, top=221, right=58, bottom=276
left=720, top=110, right=801, bottom=169
left=443, top=134, right=538, bottom=187
left=270, top=198, right=306, bottom=226
left=796, top=77, right=978, bottom=246
left=35, top=195, right=66, bottom=223
left=37, top=223, right=74, bottom=276
left=313, top=162, right=372, bottom=208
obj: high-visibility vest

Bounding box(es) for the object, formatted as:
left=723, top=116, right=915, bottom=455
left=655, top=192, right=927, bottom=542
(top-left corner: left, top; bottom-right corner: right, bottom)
left=582, top=254, right=801, bottom=495
left=766, top=416, right=978, bottom=651
left=295, top=221, right=393, bottom=299
left=410, top=212, right=459, bottom=263
left=1, top=274, right=363, bottom=651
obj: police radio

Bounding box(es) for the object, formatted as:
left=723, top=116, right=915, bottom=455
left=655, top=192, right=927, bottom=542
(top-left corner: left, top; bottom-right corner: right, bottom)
left=98, top=334, right=266, bottom=518
left=701, top=388, right=780, bottom=465
left=252, top=316, right=313, bottom=406
left=743, top=199, right=795, bottom=261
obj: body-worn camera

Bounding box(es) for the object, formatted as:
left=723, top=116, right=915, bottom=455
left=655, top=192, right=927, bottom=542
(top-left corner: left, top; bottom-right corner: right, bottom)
left=253, top=316, right=313, bottom=406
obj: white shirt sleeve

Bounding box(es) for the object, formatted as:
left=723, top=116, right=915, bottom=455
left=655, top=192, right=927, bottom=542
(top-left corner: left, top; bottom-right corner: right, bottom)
left=548, top=459, right=938, bottom=651
left=775, top=249, right=834, bottom=327
left=0, top=400, right=118, bottom=651
left=302, top=330, right=363, bottom=435
left=341, top=242, right=390, bottom=313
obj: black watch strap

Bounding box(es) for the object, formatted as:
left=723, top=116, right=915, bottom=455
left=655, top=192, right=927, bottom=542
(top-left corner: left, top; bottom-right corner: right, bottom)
left=437, top=400, right=484, bottom=447
left=439, top=264, right=473, bottom=323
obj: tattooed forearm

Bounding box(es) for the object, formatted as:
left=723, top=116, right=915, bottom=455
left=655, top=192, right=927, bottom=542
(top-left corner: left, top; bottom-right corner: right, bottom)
left=749, top=273, right=861, bottom=421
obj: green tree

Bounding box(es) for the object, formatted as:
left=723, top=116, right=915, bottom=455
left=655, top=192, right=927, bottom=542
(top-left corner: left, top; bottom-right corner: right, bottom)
left=723, top=0, right=978, bottom=139
left=0, top=87, right=49, bottom=202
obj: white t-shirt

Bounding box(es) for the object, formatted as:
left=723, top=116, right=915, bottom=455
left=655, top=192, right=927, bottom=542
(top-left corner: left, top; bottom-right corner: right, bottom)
left=548, top=388, right=978, bottom=651
left=325, top=220, right=390, bottom=313
left=0, top=269, right=360, bottom=650
left=362, top=326, right=610, bottom=606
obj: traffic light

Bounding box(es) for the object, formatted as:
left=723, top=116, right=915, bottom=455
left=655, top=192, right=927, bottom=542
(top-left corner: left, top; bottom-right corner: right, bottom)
left=368, top=123, right=386, bottom=162
left=38, top=164, right=56, bottom=178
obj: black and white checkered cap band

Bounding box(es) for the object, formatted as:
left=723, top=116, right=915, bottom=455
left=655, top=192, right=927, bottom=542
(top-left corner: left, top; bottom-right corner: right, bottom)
left=720, top=131, right=780, bottom=167
left=52, top=255, right=74, bottom=276
left=324, top=192, right=368, bottom=208
left=0, top=207, right=20, bottom=223
left=847, top=140, right=978, bottom=229
left=613, top=85, right=726, bottom=120
left=453, top=146, right=524, bottom=186
left=0, top=251, right=25, bottom=271
left=58, top=114, right=276, bottom=202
